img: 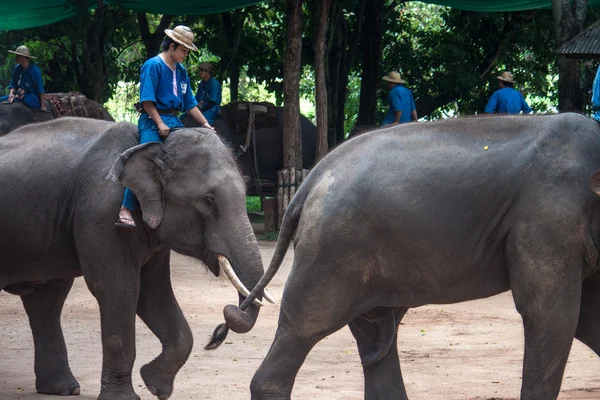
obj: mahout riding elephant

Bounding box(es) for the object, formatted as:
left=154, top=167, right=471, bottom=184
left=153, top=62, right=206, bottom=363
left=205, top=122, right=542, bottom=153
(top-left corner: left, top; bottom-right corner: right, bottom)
left=0, top=118, right=265, bottom=399
left=245, top=113, right=600, bottom=400
left=0, top=94, right=114, bottom=135
left=182, top=102, right=317, bottom=186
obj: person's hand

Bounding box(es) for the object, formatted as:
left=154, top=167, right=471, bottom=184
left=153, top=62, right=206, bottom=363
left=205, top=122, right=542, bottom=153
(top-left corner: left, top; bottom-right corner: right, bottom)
left=40, top=103, right=47, bottom=111
left=157, top=122, right=171, bottom=138
left=7, top=94, right=14, bottom=103
left=202, top=122, right=216, bottom=133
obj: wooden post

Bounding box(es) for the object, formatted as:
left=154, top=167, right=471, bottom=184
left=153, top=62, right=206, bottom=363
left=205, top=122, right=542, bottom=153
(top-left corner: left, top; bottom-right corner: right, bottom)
left=277, top=170, right=284, bottom=228
left=289, top=167, right=296, bottom=199
left=263, top=197, right=278, bottom=233
left=282, top=169, right=290, bottom=217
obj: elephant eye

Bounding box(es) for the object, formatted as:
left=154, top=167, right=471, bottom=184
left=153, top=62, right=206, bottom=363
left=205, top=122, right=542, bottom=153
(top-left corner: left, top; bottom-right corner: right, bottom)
left=203, top=195, right=215, bottom=206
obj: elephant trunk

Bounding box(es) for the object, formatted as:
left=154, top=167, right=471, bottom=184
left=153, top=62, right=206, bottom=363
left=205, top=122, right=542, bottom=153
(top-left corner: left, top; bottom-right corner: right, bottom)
left=206, top=224, right=264, bottom=349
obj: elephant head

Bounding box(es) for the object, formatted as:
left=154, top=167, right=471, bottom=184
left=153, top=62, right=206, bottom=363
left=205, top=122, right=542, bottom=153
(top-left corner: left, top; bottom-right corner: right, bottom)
left=107, top=128, right=264, bottom=342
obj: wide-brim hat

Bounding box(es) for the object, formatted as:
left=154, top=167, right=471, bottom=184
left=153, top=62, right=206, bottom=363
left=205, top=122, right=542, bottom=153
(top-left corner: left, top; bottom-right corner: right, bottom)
left=8, top=45, right=35, bottom=59
left=497, top=71, right=515, bottom=83
left=198, top=62, right=213, bottom=72
left=164, top=25, right=198, bottom=51
left=382, top=71, right=406, bottom=84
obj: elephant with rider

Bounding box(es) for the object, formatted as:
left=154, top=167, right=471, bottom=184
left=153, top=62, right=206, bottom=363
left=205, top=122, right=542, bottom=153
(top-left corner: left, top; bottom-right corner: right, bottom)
left=246, top=113, right=600, bottom=400
left=0, top=118, right=265, bottom=399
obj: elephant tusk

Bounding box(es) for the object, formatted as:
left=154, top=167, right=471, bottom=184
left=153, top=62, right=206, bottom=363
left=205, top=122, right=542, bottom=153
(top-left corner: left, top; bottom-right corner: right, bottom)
left=218, top=255, right=264, bottom=307
left=263, top=289, right=276, bottom=304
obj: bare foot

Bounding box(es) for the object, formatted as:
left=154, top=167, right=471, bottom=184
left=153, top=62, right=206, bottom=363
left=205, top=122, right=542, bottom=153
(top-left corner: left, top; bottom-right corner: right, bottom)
left=115, top=206, right=136, bottom=228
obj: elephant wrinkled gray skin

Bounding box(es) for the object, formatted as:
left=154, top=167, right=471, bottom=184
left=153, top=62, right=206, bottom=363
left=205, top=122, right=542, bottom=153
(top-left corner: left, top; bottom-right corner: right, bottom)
left=0, top=118, right=263, bottom=399
left=246, top=113, right=600, bottom=400
left=0, top=98, right=114, bottom=135
left=182, top=102, right=317, bottom=188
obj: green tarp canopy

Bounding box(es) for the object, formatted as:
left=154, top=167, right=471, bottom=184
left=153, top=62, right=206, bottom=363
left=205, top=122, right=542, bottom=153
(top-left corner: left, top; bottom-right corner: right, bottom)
left=2, top=0, right=600, bottom=31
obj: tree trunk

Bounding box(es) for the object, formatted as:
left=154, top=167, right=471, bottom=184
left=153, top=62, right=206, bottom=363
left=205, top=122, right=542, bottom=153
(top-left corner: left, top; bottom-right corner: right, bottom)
left=315, top=0, right=331, bottom=162
left=137, top=14, right=173, bottom=60
left=356, top=0, right=382, bottom=127
left=221, top=9, right=244, bottom=101
left=283, top=0, right=303, bottom=169
left=553, top=0, right=587, bottom=112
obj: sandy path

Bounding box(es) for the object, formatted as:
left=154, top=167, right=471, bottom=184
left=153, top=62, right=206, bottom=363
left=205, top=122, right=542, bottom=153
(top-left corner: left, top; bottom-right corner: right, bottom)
left=1, top=241, right=599, bottom=399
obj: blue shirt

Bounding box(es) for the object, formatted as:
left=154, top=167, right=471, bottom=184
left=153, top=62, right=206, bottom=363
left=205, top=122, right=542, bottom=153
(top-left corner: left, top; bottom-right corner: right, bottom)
left=139, top=56, right=197, bottom=113
left=195, top=77, right=222, bottom=115
left=484, top=87, right=532, bottom=114
left=383, top=84, right=416, bottom=125
left=9, top=63, right=44, bottom=95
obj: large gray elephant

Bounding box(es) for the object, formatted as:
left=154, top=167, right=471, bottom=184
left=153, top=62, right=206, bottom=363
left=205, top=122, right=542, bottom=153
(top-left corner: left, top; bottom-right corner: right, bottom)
left=0, top=118, right=264, bottom=399
left=0, top=95, right=114, bottom=135
left=246, top=113, right=600, bottom=400
left=182, top=102, right=317, bottom=193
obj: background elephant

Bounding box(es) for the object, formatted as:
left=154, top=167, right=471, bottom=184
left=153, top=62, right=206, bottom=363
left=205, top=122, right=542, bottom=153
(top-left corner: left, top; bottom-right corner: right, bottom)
left=0, top=118, right=264, bottom=399
left=246, top=113, right=600, bottom=400
left=182, top=102, right=316, bottom=194
left=0, top=93, right=114, bottom=135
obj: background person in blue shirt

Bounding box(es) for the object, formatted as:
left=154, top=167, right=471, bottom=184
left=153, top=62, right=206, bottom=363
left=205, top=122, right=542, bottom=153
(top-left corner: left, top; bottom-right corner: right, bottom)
left=116, top=25, right=215, bottom=227
left=484, top=71, right=532, bottom=114
left=382, top=71, right=418, bottom=126
left=0, top=45, right=46, bottom=110
left=195, top=62, right=222, bottom=125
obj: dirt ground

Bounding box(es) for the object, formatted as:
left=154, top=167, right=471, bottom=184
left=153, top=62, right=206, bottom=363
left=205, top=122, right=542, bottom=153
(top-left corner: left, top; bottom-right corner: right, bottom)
left=1, top=241, right=600, bottom=400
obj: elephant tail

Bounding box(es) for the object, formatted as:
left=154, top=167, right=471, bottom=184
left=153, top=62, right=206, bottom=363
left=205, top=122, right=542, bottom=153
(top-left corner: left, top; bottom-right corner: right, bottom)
left=238, top=188, right=306, bottom=311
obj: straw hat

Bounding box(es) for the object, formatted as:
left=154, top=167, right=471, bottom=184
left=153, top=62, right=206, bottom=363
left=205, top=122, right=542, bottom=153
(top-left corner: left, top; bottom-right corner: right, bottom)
left=8, top=45, right=35, bottom=59
left=497, top=71, right=515, bottom=83
left=198, top=62, right=213, bottom=72
left=382, top=71, right=406, bottom=84
left=164, top=25, right=198, bottom=51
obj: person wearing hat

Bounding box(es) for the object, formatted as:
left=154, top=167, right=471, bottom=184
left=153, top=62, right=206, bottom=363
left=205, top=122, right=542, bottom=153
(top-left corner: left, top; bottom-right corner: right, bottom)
left=116, top=25, right=215, bottom=227
left=0, top=45, right=46, bottom=110
left=382, top=71, right=418, bottom=126
left=484, top=71, right=532, bottom=114
left=195, top=62, right=222, bottom=125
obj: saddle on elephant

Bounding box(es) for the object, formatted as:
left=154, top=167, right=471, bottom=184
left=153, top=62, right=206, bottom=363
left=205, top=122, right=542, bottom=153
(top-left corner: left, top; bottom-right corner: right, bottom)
left=44, top=92, right=107, bottom=120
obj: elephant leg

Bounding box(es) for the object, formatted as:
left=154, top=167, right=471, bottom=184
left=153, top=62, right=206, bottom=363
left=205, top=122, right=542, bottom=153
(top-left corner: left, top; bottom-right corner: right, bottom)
left=508, top=234, right=582, bottom=400
left=20, top=278, right=80, bottom=395
left=79, top=243, right=141, bottom=400
left=348, top=308, right=409, bottom=400
left=251, top=258, right=364, bottom=400
left=137, top=249, right=193, bottom=400
left=575, top=273, right=600, bottom=355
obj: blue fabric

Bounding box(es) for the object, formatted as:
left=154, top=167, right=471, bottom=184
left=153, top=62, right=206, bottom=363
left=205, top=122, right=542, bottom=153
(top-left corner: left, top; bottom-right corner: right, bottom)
left=382, top=84, right=416, bottom=125
left=592, top=65, right=600, bottom=122
left=195, top=77, right=221, bottom=125
left=484, top=87, right=532, bottom=114
left=122, top=56, right=195, bottom=212
left=5, top=63, right=44, bottom=109
left=139, top=55, right=197, bottom=113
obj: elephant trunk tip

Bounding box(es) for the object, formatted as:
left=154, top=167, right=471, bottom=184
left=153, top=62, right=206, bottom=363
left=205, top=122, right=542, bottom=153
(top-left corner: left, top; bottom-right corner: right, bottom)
left=223, top=304, right=258, bottom=334
left=205, top=323, right=230, bottom=350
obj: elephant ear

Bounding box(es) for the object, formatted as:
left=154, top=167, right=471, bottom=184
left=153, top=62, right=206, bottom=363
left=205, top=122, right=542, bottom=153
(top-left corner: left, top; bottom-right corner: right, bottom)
left=106, top=142, right=166, bottom=229
left=591, top=170, right=600, bottom=197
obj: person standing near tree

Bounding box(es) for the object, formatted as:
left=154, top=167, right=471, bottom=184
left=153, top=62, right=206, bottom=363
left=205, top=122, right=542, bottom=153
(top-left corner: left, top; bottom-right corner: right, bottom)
left=484, top=71, right=532, bottom=114
left=381, top=71, right=417, bottom=126
left=116, top=25, right=215, bottom=227
left=591, top=65, right=600, bottom=123
left=0, top=45, right=46, bottom=110
left=195, top=62, right=222, bottom=126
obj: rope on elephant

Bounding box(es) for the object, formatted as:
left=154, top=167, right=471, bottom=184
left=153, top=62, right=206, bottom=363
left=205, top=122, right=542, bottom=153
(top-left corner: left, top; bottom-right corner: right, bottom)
left=45, top=92, right=105, bottom=120
left=224, top=101, right=279, bottom=136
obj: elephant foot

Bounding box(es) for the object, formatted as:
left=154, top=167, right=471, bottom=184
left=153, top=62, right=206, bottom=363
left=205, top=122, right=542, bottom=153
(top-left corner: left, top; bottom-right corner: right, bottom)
left=140, top=363, right=174, bottom=400
left=36, top=374, right=80, bottom=396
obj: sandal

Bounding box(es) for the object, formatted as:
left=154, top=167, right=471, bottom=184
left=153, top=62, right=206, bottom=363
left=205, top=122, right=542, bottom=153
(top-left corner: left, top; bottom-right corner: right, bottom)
left=114, top=217, right=136, bottom=228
